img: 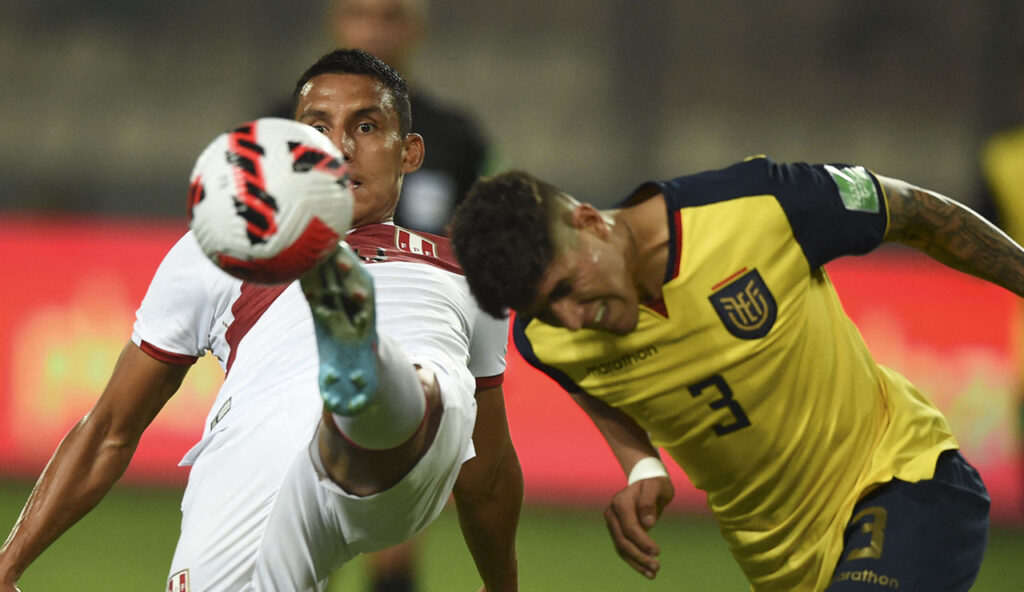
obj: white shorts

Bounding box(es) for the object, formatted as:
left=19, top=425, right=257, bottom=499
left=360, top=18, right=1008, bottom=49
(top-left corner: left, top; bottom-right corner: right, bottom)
left=167, top=364, right=477, bottom=592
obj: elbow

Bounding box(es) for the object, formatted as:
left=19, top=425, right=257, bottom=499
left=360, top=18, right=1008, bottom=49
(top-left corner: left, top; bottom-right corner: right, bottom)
left=454, top=447, right=523, bottom=505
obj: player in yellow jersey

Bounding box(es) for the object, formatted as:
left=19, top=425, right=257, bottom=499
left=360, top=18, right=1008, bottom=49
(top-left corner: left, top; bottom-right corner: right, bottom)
left=450, top=158, right=1024, bottom=591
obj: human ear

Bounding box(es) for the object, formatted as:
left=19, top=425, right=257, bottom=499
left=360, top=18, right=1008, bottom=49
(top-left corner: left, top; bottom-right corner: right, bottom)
left=401, top=133, right=425, bottom=174
left=570, top=203, right=610, bottom=237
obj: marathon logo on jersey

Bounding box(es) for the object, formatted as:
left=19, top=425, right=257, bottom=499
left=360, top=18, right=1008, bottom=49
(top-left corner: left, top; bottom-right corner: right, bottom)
left=584, top=346, right=660, bottom=378
left=396, top=228, right=436, bottom=258
left=709, top=268, right=776, bottom=340
left=167, top=569, right=190, bottom=592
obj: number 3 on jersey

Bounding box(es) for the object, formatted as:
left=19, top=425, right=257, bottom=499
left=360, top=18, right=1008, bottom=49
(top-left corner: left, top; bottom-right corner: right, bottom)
left=688, top=374, right=751, bottom=436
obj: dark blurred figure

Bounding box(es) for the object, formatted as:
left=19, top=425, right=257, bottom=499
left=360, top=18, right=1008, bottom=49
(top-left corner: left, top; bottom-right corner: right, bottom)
left=275, top=0, right=494, bottom=236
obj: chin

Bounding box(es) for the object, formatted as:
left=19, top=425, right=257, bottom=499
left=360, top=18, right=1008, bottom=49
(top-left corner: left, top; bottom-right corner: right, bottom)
left=612, top=313, right=641, bottom=334
left=604, top=318, right=638, bottom=335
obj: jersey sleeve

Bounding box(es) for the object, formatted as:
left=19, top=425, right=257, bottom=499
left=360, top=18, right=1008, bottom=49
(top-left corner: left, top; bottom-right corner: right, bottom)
left=655, top=157, right=889, bottom=270
left=468, top=306, right=509, bottom=388
left=131, top=232, right=226, bottom=364
left=768, top=160, right=888, bottom=269
left=512, top=315, right=581, bottom=394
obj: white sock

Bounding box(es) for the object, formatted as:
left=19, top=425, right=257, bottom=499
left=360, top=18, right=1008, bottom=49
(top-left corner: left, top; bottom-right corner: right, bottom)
left=330, top=334, right=427, bottom=450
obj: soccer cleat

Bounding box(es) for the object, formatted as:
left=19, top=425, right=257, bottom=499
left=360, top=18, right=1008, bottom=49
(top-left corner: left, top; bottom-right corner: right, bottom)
left=300, top=242, right=379, bottom=415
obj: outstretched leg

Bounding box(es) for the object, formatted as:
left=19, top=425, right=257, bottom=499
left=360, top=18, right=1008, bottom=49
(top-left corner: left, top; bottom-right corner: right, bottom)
left=300, top=243, right=439, bottom=494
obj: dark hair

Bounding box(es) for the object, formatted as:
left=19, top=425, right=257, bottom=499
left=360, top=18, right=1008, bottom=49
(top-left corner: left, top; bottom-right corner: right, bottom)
left=450, top=170, right=563, bottom=318
left=291, top=48, right=412, bottom=136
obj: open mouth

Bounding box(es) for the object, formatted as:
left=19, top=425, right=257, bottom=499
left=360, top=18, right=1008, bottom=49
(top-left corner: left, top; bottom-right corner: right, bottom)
left=592, top=302, right=607, bottom=327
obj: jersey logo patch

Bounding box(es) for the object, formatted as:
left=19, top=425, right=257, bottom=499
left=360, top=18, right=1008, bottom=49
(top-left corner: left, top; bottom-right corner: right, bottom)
left=168, top=569, right=190, bottom=592
left=709, top=269, right=776, bottom=339
left=396, top=228, right=437, bottom=257
left=825, top=165, right=879, bottom=212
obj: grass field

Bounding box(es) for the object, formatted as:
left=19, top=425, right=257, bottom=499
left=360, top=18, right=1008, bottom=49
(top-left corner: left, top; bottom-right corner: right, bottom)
left=2, top=480, right=1023, bottom=591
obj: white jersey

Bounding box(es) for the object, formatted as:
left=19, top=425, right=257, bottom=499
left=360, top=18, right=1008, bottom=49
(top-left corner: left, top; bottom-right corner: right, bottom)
left=133, top=222, right=507, bottom=591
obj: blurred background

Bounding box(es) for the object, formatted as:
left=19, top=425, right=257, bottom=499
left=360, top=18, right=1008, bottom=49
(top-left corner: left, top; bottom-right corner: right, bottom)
left=2, top=0, right=1023, bottom=215
left=2, top=1, right=1024, bottom=590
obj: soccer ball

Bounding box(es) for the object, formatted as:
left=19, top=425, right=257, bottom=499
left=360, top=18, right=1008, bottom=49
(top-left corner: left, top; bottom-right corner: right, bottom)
left=187, top=117, right=353, bottom=284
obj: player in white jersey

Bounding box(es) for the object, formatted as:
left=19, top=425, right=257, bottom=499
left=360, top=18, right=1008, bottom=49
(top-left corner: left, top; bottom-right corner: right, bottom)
left=0, top=49, right=522, bottom=592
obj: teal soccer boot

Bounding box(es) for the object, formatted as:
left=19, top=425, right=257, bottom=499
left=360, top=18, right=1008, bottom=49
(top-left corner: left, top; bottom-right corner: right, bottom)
left=300, top=243, right=379, bottom=415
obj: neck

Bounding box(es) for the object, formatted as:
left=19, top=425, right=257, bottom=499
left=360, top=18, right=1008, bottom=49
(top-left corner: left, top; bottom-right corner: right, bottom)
left=612, top=198, right=669, bottom=303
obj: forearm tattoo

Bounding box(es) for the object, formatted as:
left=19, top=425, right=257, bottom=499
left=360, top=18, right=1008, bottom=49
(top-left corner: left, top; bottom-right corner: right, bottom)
left=887, top=185, right=1024, bottom=298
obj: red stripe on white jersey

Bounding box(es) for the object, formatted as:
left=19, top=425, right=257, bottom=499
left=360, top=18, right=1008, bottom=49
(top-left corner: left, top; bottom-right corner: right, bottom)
left=225, top=282, right=290, bottom=373
left=475, top=374, right=504, bottom=388
left=140, top=340, right=199, bottom=366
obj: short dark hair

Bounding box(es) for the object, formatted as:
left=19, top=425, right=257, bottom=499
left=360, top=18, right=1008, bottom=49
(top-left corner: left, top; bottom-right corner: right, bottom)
left=451, top=170, right=563, bottom=318
left=291, top=48, right=412, bottom=136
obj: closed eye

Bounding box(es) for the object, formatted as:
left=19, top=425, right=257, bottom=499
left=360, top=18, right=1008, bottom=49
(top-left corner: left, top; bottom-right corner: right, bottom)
left=548, top=280, right=572, bottom=303
left=534, top=280, right=573, bottom=326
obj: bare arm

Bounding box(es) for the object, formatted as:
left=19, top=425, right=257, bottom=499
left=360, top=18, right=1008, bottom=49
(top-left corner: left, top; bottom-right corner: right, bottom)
left=0, top=342, right=189, bottom=588
left=569, top=390, right=660, bottom=473
left=880, top=175, right=1024, bottom=297
left=568, top=390, right=674, bottom=580
left=452, top=385, right=522, bottom=592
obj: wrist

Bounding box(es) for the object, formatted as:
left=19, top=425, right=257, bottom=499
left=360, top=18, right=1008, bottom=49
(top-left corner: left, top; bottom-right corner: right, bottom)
left=627, top=456, right=668, bottom=485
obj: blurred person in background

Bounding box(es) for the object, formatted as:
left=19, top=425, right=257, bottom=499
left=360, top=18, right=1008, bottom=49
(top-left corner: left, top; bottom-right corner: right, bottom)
left=977, top=42, right=1024, bottom=518
left=451, top=160, right=1024, bottom=591
left=272, top=0, right=494, bottom=240
left=317, top=2, right=496, bottom=589
left=979, top=44, right=1024, bottom=240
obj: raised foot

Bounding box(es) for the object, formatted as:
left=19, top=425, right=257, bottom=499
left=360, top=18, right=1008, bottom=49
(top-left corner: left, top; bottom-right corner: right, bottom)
left=300, top=243, right=379, bottom=415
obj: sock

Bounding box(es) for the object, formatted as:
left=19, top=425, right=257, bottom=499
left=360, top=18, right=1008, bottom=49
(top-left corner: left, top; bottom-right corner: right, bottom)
left=330, top=334, right=427, bottom=450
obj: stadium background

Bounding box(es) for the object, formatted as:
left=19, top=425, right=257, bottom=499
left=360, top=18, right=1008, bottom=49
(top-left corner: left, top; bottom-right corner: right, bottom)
left=2, top=1, right=1024, bottom=590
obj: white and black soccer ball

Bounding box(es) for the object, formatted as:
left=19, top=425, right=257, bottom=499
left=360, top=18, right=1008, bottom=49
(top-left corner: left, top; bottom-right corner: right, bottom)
left=187, top=117, right=353, bottom=284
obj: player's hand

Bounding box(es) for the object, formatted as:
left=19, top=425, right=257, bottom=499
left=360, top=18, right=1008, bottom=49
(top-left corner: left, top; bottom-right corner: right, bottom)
left=603, top=476, right=674, bottom=579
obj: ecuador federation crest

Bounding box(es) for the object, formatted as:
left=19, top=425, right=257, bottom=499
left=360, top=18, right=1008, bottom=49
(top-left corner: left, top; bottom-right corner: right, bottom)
left=709, top=269, right=776, bottom=339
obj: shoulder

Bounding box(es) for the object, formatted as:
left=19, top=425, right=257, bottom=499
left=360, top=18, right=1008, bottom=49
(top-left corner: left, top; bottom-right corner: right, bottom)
left=631, top=157, right=882, bottom=218
left=167, top=230, right=206, bottom=263
left=624, top=158, right=887, bottom=269
left=627, top=157, right=805, bottom=209
left=153, top=231, right=229, bottom=289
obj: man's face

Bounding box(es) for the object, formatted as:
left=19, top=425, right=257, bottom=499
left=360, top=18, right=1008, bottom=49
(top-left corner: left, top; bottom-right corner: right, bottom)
left=330, top=0, right=422, bottom=69
left=528, top=228, right=641, bottom=335
left=294, top=72, right=423, bottom=227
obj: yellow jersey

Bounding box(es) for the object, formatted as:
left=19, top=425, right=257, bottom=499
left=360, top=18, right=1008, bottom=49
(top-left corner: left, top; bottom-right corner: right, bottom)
left=981, top=125, right=1024, bottom=242
left=514, top=157, right=958, bottom=591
